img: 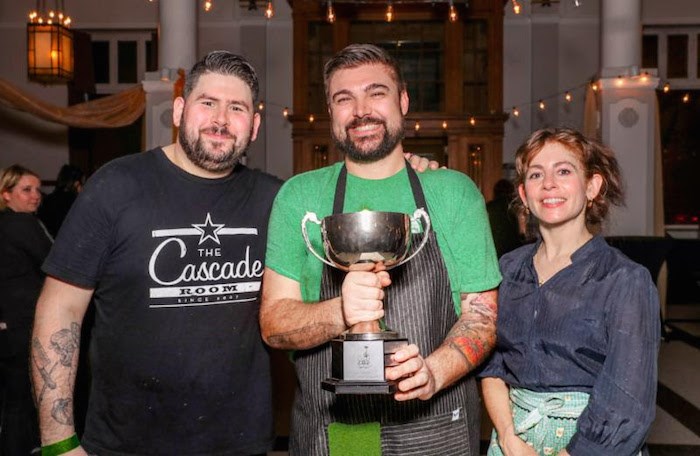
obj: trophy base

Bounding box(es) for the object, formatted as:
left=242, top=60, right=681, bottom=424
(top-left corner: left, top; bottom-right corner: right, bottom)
left=322, top=332, right=408, bottom=395
left=321, top=377, right=397, bottom=395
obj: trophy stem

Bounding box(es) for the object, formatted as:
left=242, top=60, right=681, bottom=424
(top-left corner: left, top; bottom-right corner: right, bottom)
left=349, top=321, right=381, bottom=334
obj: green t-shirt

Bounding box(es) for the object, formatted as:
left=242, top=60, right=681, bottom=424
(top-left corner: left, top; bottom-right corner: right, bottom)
left=265, top=162, right=501, bottom=313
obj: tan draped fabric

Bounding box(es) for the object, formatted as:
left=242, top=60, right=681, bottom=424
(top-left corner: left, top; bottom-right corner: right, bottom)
left=0, top=77, right=145, bottom=128
left=582, top=83, right=600, bottom=140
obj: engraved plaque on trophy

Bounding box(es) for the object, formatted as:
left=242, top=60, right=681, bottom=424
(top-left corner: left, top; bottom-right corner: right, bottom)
left=302, top=209, right=431, bottom=394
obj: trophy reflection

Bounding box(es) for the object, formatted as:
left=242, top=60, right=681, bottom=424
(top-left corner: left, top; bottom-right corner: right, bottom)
left=302, top=209, right=431, bottom=394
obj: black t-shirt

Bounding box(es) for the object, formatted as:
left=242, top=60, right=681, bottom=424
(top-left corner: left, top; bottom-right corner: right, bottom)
left=44, top=148, right=281, bottom=455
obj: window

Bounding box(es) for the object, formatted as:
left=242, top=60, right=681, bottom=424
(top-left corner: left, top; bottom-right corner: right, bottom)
left=643, top=27, right=700, bottom=85
left=86, top=30, right=157, bottom=94
left=463, top=20, right=489, bottom=114
left=644, top=26, right=700, bottom=225
left=350, top=21, right=445, bottom=112
left=307, top=23, right=334, bottom=115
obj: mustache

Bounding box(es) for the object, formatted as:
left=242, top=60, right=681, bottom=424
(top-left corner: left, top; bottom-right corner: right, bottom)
left=200, top=125, right=234, bottom=138
left=346, top=117, right=386, bottom=130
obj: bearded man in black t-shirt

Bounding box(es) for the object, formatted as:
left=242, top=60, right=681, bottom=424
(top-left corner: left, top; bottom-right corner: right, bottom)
left=30, top=51, right=282, bottom=456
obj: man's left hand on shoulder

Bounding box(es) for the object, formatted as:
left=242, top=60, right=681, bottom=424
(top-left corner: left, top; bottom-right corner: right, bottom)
left=404, top=153, right=442, bottom=172
left=385, top=343, right=437, bottom=401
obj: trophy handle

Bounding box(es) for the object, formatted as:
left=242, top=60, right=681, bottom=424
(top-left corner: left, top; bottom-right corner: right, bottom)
left=301, top=212, right=336, bottom=268
left=396, top=208, right=431, bottom=267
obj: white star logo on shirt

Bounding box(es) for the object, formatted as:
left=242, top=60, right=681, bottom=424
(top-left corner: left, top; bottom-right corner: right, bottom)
left=192, top=213, right=225, bottom=245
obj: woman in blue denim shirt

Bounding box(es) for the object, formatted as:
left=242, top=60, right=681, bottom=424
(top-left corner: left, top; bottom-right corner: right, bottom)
left=480, top=128, right=660, bottom=456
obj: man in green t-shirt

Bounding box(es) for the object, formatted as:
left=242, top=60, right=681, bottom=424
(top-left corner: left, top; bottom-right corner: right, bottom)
left=261, top=44, right=501, bottom=456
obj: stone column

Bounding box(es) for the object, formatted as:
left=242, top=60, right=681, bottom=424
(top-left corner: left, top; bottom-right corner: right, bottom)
left=159, top=0, right=198, bottom=73
left=142, top=0, right=197, bottom=150
left=600, top=0, right=641, bottom=78
left=598, top=0, right=660, bottom=236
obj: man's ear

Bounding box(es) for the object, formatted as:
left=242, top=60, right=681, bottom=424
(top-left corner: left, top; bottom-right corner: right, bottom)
left=400, top=89, right=409, bottom=116
left=172, top=97, right=185, bottom=128
left=250, top=112, right=262, bottom=142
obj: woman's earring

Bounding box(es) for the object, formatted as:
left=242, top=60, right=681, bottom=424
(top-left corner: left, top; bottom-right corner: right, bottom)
left=524, top=206, right=530, bottom=215
left=587, top=199, right=593, bottom=208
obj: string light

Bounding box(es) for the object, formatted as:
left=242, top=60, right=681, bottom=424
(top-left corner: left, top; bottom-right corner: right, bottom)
left=512, top=106, right=520, bottom=117
left=590, top=81, right=599, bottom=92
left=265, top=1, right=274, bottom=19
left=682, top=93, right=690, bottom=103
left=258, top=101, right=265, bottom=111
left=564, top=92, right=572, bottom=102
left=203, top=0, right=212, bottom=12
left=283, top=107, right=289, bottom=118
left=386, top=2, right=394, bottom=22
left=615, top=75, right=624, bottom=87
left=442, top=121, right=448, bottom=129
left=414, top=121, right=421, bottom=132
left=308, top=114, right=315, bottom=123
left=449, top=1, right=458, bottom=22
left=512, top=0, right=521, bottom=15
left=469, top=116, right=476, bottom=126
left=538, top=100, right=545, bottom=110
left=663, top=82, right=670, bottom=93
left=326, top=1, right=336, bottom=24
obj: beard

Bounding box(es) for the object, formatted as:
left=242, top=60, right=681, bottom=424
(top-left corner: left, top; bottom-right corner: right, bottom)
left=333, top=116, right=404, bottom=164
left=178, top=114, right=252, bottom=173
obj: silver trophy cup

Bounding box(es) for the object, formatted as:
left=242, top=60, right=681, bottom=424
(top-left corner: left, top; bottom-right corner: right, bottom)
left=302, top=209, right=431, bottom=394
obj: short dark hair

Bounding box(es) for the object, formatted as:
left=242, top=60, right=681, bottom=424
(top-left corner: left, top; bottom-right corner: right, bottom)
left=514, top=127, right=625, bottom=233
left=55, top=164, right=84, bottom=192
left=323, top=43, right=405, bottom=101
left=183, top=51, right=259, bottom=102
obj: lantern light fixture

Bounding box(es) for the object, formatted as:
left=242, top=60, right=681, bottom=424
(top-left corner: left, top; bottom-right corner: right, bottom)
left=27, top=0, right=74, bottom=84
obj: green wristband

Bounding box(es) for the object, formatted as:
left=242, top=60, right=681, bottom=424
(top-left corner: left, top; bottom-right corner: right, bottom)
left=41, top=434, right=80, bottom=456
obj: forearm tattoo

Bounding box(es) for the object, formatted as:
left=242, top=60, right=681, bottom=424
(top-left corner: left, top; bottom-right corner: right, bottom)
left=31, top=322, right=81, bottom=422
left=445, top=290, right=497, bottom=371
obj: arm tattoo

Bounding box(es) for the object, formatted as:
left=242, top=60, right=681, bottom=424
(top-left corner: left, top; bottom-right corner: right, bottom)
left=51, top=398, right=74, bottom=425
left=31, top=322, right=81, bottom=404
left=445, top=290, right=497, bottom=371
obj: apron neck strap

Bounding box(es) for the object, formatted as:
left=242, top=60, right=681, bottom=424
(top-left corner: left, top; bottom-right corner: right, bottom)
left=332, top=161, right=429, bottom=215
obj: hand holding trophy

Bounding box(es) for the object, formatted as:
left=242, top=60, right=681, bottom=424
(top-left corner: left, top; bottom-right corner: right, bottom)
left=302, top=209, right=431, bottom=394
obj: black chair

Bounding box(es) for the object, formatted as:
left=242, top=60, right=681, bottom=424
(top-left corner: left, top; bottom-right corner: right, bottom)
left=605, top=236, right=673, bottom=286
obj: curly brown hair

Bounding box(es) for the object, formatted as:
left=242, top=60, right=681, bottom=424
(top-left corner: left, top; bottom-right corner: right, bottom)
left=513, top=128, right=625, bottom=234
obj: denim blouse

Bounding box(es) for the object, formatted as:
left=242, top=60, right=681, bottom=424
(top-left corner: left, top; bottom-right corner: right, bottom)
left=479, top=235, right=660, bottom=456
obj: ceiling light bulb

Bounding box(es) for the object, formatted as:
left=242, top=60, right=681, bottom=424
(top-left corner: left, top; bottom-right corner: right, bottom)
left=449, top=2, right=458, bottom=22
left=327, top=1, right=336, bottom=23
left=512, top=0, right=521, bottom=14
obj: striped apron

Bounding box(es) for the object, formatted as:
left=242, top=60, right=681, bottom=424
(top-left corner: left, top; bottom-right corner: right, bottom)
left=289, top=164, right=480, bottom=456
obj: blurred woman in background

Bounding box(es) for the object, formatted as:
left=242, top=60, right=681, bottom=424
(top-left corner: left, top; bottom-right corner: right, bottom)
left=0, top=164, right=52, bottom=455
